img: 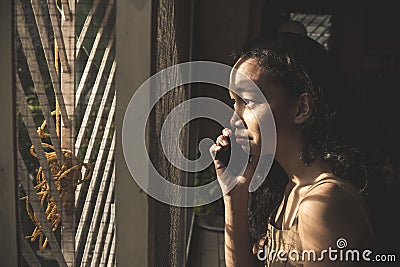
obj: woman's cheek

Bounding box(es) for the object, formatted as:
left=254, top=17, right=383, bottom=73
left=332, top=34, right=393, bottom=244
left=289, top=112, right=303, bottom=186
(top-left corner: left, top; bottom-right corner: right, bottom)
left=254, top=106, right=276, bottom=155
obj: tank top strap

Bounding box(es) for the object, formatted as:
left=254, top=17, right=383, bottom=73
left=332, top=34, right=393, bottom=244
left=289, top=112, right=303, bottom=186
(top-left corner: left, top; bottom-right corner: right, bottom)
left=303, top=174, right=362, bottom=200
left=269, top=173, right=342, bottom=229
left=305, top=173, right=344, bottom=194
left=295, top=174, right=374, bottom=241
left=291, top=174, right=344, bottom=222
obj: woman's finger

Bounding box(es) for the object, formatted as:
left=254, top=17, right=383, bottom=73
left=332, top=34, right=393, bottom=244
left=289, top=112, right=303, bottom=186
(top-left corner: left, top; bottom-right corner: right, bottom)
left=209, top=143, right=222, bottom=160
left=222, top=128, right=232, bottom=137
left=216, top=135, right=229, bottom=147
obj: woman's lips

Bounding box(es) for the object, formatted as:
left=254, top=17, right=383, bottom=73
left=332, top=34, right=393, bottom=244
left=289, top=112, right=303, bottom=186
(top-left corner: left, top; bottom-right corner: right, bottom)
left=235, top=136, right=250, bottom=144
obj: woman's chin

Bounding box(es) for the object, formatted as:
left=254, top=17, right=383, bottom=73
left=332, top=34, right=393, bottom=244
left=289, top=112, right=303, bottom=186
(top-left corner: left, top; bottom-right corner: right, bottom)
left=246, top=146, right=260, bottom=157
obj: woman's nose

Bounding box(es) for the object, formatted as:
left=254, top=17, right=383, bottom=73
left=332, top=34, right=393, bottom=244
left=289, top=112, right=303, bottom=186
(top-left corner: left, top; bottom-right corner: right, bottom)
left=230, top=111, right=245, bottom=129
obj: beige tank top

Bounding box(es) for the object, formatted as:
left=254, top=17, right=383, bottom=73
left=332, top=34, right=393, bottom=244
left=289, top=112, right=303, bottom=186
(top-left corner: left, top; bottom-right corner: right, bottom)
left=253, top=174, right=373, bottom=267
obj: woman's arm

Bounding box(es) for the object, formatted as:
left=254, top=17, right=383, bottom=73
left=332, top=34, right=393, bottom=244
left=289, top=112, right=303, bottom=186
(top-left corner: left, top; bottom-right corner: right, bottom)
left=210, top=129, right=262, bottom=267
left=298, top=183, right=373, bottom=267
left=223, top=182, right=262, bottom=267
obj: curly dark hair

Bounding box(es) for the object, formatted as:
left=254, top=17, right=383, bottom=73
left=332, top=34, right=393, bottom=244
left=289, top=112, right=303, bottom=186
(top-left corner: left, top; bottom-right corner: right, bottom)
left=242, top=32, right=367, bottom=188
left=239, top=32, right=368, bottom=244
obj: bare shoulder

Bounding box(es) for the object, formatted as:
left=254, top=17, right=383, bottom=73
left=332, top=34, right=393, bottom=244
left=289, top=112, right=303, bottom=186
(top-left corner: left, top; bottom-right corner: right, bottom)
left=297, top=181, right=373, bottom=251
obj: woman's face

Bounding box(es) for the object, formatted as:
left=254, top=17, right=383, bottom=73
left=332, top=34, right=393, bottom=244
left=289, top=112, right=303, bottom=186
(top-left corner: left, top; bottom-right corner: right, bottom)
left=229, top=57, right=297, bottom=157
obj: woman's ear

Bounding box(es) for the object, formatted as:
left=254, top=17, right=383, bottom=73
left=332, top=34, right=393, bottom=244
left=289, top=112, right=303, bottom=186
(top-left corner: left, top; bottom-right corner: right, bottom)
left=294, top=93, right=312, bottom=124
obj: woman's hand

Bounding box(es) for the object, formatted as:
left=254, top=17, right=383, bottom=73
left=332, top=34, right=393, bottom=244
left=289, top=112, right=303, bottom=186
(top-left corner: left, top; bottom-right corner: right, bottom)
left=209, top=128, right=257, bottom=196
left=210, top=128, right=261, bottom=266
left=210, top=128, right=238, bottom=195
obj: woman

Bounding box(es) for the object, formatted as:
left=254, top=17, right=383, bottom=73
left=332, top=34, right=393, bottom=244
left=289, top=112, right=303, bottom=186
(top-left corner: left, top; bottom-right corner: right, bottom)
left=210, top=33, right=374, bottom=266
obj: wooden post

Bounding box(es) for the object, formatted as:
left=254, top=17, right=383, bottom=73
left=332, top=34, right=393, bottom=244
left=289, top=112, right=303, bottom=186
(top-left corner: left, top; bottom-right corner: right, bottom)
left=61, top=0, right=76, bottom=266
left=115, top=0, right=151, bottom=266
left=0, top=0, right=18, bottom=266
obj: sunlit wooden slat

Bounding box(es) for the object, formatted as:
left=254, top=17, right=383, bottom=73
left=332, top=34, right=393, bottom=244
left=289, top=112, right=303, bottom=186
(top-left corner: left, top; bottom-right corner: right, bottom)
left=16, top=1, right=64, bottom=166
left=76, top=0, right=102, bottom=58
left=75, top=94, right=116, bottom=252
left=60, top=0, right=72, bottom=21
left=90, top=167, right=115, bottom=266
left=81, top=136, right=115, bottom=266
left=29, top=0, right=71, bottom=128
left=100, top=204, right=115, bottom=266
left=75, top=30, right=115, bottom=154
left=59, top=0, right=76, bottom=265
left=75, top=0, right=115, bottom=106
left=47, top=0, right=70, bottom=72
left=75, top=60, right=116, bottom=206
left=107, top=229, right=116, bottom=267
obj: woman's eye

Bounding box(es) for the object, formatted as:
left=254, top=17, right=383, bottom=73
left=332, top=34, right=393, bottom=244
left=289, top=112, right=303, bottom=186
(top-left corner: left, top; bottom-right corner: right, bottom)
left=243, top=99, right=255, bottom=106
left=229, top=98, right=255, bottom=108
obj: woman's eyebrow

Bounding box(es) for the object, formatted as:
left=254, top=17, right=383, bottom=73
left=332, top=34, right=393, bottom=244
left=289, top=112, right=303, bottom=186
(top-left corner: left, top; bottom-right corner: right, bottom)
left=232, top=81, right=260, bottom=93
left=232, top=86, right=258, bottom=94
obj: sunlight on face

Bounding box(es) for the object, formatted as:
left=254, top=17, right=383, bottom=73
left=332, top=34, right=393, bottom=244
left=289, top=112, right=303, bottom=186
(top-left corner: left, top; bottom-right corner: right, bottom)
left=228, top=58, right=278, bottom=157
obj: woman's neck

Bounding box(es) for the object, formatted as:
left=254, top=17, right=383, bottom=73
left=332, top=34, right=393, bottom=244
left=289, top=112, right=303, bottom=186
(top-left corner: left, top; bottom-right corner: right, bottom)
left=276, top=154, right=333, bottom=187
left=273, top=132, right=333, bottom=186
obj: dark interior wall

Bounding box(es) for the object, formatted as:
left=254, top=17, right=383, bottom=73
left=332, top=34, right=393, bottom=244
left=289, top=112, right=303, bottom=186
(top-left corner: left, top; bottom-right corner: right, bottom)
left=357, top=2, right=400, bottom=256
left=193, top=0, right=263, bottom=64
left=191, top=0, right=265, bottom=144
left=192, top=0, right=400, bottom=257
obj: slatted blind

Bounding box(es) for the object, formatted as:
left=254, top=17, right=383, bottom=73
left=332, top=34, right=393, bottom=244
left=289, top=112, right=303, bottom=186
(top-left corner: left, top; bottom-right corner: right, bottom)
left=15, top=0, right=115, bottom=265
left=291, top=13, right=332, bottom=49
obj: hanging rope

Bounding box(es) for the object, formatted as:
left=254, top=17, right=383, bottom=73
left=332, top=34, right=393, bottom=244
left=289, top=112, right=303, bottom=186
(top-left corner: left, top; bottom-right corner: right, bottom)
left=21, top=109, right=92, bottom=250
left=20, top=31, right=92, bottom=250
left=21, top=34, right=93, bottom=250
left=21, top=110, right=92, bottom=250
